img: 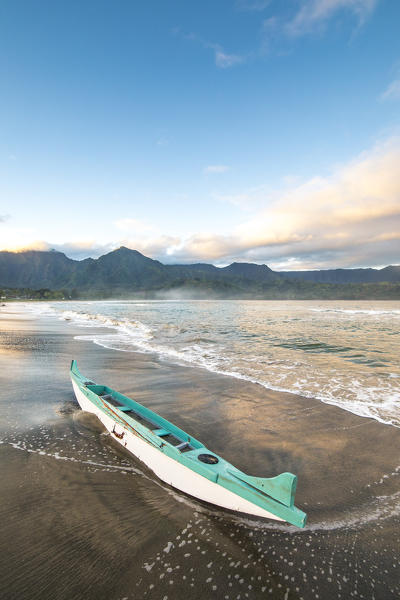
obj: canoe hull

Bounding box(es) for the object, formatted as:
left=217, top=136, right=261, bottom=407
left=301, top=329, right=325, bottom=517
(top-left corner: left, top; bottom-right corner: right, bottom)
left=72, top=381, right=284, bottom=521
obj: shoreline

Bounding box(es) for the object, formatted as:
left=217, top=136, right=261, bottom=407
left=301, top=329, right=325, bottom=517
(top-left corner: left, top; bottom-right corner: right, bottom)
left=1, top=304, right=399, bottom=510
left=5, top=298, right=400, bottom=429
left=1, top=304, right=399, bottom=599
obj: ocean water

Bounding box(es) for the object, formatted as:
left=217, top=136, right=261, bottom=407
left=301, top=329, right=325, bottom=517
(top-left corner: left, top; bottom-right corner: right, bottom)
left=2, top=301, right=400, bottom=599
left=23, top=299, right=400, bottom=428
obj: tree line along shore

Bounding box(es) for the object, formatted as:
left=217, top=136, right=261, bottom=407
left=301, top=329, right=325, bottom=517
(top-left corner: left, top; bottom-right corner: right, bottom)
left=1, top=280, right=400, bottom=301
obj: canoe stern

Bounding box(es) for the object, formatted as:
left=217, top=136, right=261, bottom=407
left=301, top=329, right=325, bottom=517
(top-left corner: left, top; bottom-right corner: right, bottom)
left=218, top=470, right=307, bottom=528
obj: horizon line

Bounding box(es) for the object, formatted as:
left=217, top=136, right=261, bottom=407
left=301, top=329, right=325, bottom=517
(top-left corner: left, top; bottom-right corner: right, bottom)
left=0, top=246, right=398, bottom=272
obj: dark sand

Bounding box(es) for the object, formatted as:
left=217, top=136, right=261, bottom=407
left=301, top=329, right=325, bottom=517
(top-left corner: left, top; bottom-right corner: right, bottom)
left=0, top=306, right=399, bottom=600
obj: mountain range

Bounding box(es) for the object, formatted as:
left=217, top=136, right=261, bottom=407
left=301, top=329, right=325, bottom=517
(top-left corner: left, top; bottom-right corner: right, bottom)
left=0, top=247, right=399, bottom=299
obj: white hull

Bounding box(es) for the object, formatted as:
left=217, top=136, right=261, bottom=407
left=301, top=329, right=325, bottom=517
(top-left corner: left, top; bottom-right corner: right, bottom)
left=72, top=382, right=283, bottom=521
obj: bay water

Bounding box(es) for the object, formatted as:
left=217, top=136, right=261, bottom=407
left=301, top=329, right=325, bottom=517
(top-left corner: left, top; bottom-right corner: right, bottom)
left=26, top=299, right=400, bottom=428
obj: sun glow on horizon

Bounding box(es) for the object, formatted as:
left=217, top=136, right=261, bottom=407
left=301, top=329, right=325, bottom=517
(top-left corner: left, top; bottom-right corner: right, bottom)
left=1, top=0, right=399, bottom=270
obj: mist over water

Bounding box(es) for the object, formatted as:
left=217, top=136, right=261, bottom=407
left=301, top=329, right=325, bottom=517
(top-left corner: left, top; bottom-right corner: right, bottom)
left=23, top=299, right=400, bottom=427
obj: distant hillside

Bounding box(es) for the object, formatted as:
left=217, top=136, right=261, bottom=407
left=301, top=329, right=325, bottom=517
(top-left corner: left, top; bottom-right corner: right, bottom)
left=0, top=250, right=77, bottom=288
left=0, top=247, right=399, bottom=299
left=280, top=265, right=400, bottom=284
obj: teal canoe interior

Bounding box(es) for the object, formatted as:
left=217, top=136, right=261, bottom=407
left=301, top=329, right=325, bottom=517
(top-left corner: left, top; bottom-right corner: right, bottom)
left=87, top=385, right=197, bottom=452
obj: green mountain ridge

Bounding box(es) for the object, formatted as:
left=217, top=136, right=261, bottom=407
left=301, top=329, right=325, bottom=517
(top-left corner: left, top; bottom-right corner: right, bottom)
left=0, top=247, right=399, bottom=299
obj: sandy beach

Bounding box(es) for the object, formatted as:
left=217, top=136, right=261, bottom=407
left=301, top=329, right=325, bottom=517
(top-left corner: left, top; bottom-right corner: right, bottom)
left=0, top=304, right=399, bottom=600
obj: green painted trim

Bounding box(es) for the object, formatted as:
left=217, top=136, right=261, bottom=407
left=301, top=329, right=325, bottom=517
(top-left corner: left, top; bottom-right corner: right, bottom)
left=227, top=470, right=297, bottom=508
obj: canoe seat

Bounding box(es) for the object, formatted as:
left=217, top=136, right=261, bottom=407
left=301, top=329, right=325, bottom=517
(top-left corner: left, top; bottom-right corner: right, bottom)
left=176, top=441, right=190, bottom=451
left=153, top=432, right=193, bottom=452
left=153, top=429, right=169, bottom=437
left=118, top=406, right=133, bottom=412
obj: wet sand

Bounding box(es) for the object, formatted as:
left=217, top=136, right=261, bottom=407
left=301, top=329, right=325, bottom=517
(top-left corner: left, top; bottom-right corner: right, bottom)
left=0, top=306, right=399, bottom=599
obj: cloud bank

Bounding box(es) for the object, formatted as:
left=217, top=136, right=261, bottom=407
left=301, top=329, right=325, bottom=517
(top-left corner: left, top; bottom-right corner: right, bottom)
left=134, top=138, right=400, bottom=269
left=1, top=138, right=399, bottom=269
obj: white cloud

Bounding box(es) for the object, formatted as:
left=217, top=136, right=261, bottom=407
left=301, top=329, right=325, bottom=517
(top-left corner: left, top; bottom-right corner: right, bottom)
left=120, top=235, right=181, bottom=259
left=177, top=31, right=245, bottom=69
left=0, top=237, right=115, bottom=260
left=177, top=1, right=377, bottom=71
left=233, top=138, right=400, bottom=266
left=51, top=241, right=116, bottom=260
left=260, top=0, right=378, bottom=50
left=162, top=137, right=400, bottom=268
left=380, top=78, right=400, bottom=102
left=0, top=225, right=37, bottom=251
left=204, top=165, right=230, bottom=174
left=215, top=50, right=244, bottom=68
left=286, top=0, right=378, bottom=36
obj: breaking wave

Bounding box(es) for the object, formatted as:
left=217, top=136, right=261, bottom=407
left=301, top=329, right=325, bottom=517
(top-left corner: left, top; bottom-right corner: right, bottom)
left=20, top=300, right=400, bottom=428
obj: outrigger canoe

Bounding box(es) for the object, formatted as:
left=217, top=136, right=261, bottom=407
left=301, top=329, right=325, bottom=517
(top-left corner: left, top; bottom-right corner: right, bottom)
left=70, top=360, right=307, bottom=528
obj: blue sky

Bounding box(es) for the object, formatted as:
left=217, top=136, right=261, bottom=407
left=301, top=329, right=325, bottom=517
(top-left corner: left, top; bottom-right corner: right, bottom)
left=1, top=0, right=399, bottom=269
